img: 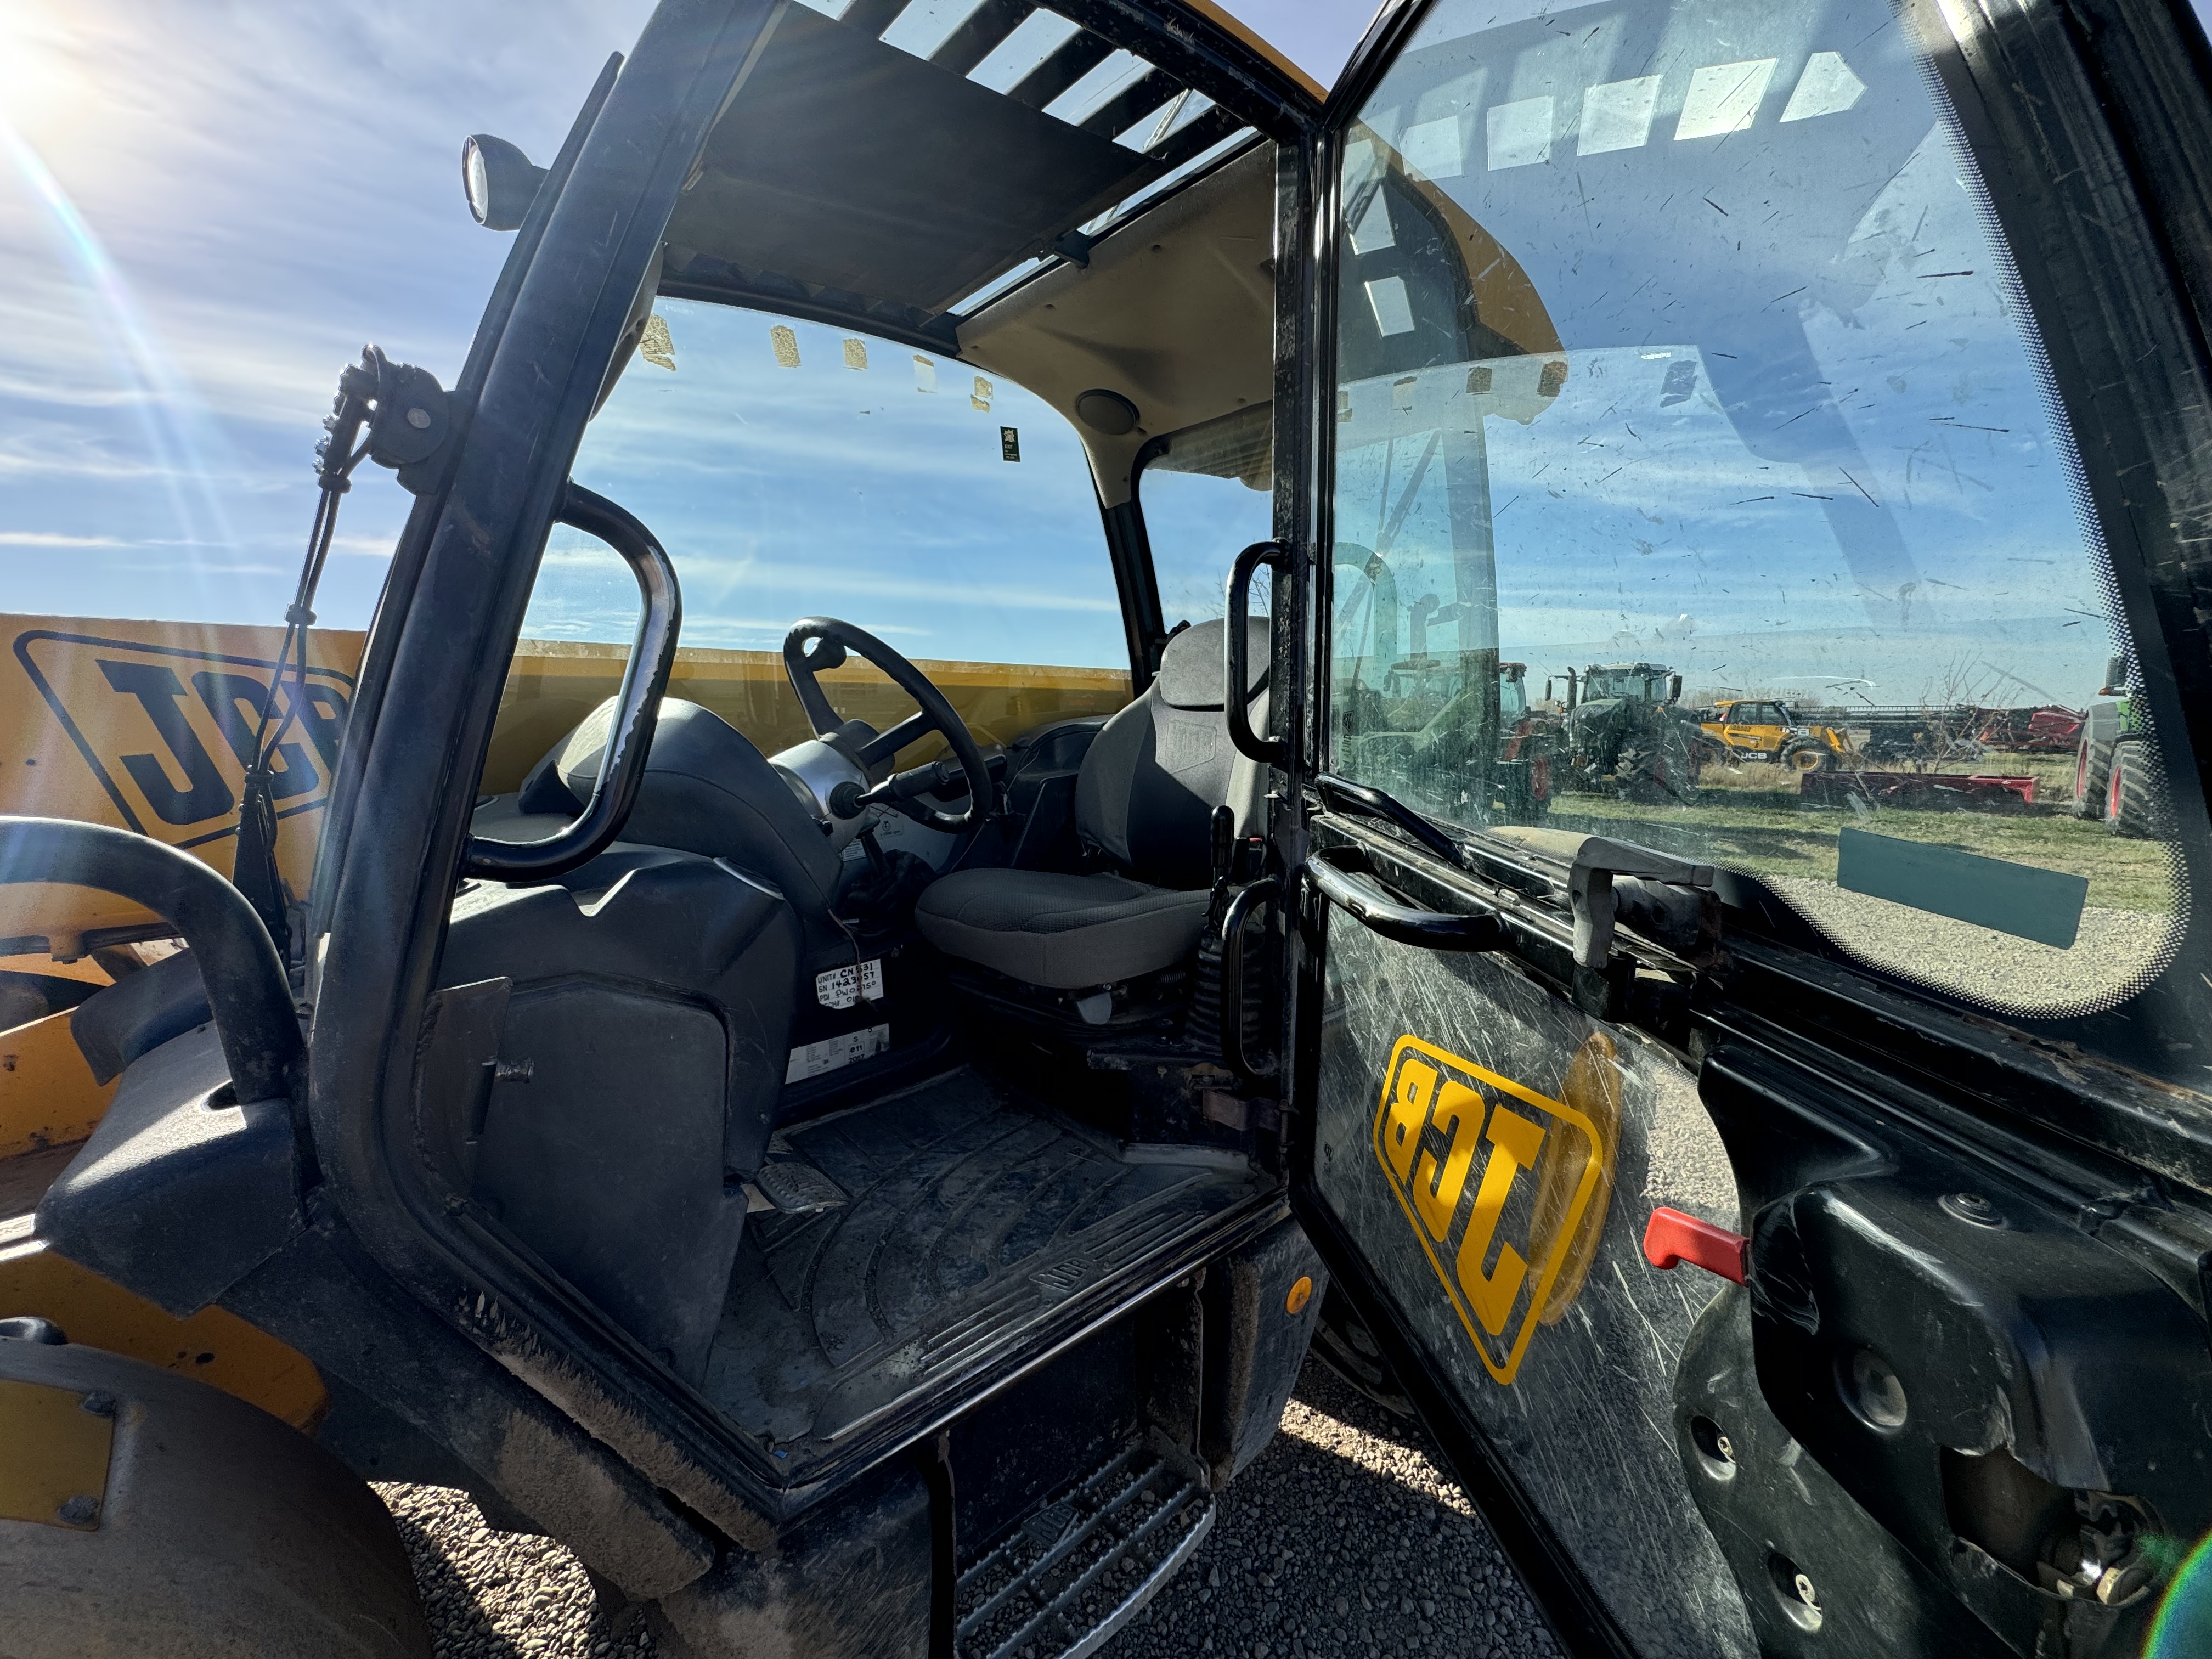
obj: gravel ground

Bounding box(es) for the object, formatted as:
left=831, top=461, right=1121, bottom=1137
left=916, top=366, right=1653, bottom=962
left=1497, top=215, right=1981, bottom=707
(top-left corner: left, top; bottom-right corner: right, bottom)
left=377, top=1482, right=655, bottom=1658
left=380, top=1358, right=1555, bottom=1659
left=1113, top=1360, right=1558, bottom=1659
left=1770, top=875, right=2176, bottom=1009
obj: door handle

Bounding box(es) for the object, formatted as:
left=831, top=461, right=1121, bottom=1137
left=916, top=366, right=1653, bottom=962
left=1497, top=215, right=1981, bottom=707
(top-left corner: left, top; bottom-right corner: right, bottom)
left=1566, top=838, right=1714, bottom=969
left=1641, top=1207, right=1747, bottom=1285
left=1224, top=541, right=1288, bottom=765
left=1306, top=846, right=1505, bottom=951
left=464, top=482, right=682, bottom=879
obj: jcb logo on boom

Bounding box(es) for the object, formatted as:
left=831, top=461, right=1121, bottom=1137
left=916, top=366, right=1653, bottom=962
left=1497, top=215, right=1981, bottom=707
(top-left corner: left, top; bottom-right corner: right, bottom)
left=14, top=629, right=353, bottom=848
left=1372, top=1035, right=1606, bottom=1385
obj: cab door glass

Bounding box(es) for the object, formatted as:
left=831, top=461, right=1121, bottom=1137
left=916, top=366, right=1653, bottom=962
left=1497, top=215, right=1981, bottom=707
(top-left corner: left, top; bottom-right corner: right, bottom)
left=1327, top=0, right=2188, bottom=1019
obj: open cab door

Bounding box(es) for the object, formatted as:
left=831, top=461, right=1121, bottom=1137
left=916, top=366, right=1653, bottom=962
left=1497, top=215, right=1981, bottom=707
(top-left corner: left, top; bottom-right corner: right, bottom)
left=1279, top=0, right=2212, bottom=1653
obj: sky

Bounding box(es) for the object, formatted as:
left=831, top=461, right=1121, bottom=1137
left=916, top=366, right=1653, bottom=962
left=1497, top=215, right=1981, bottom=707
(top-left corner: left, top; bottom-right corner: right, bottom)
left=5, top=0, right=2196, bottom=689
left=536, top=296, right=1279, bottom=666
left=0, top=0, right=1378, bottom=648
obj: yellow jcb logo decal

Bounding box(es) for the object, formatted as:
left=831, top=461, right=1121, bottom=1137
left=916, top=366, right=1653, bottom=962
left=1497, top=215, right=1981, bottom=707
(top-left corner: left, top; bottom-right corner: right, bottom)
left=1372, top=1034, right=1615, bottom=1385
left=14, top=629, right=353, bottom=848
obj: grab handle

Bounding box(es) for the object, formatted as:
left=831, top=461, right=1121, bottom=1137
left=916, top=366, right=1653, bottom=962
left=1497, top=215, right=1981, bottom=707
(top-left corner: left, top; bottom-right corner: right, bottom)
left=1306, top=847, right=1505, bottom=952
left=0, top=818, right=301, bottom=1103
left=464, top=483, right=681, bottom=879
left=1224, top=541, right=1288, bottom=765
left=1218, top=875, right=1280, bottom=1078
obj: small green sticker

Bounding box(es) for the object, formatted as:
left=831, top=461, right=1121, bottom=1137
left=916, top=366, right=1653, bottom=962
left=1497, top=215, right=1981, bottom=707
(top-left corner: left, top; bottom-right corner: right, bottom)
left=1836, top=827, right=2089, bottom=949
left=1000, top=426, right=1020, bottom=462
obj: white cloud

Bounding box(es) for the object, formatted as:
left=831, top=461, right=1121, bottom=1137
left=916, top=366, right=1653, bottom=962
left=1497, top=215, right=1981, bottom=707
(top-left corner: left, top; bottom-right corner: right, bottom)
left=328, top=533, right=397, bottom=558
left=0, top=0, right=661, bottom=629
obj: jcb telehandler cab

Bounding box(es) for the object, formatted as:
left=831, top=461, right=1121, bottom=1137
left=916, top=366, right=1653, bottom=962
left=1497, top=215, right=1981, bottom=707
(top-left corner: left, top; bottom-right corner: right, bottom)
left=11, top=0, right=2212, bottom=1656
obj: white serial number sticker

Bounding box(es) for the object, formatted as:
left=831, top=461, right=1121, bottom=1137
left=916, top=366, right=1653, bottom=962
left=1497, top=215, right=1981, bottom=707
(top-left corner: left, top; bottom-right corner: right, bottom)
left=786, top=1024, right=890, bottom=1082
left=815, top=959, right=885, bottom=1011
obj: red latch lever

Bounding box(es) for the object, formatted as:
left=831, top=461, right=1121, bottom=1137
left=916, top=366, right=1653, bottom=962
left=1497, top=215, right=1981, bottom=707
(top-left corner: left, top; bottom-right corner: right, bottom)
left=1642, top=1207, right=1748, bottom=1285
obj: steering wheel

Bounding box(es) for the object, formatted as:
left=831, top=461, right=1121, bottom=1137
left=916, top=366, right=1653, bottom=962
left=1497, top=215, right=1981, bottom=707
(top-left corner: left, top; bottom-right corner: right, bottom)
left=782, top=617, right=997, bottom=832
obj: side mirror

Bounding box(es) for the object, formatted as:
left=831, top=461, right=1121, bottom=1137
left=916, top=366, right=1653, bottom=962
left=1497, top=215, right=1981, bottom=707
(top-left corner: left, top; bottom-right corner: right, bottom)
left=462, top=134, right=548, bottom=232
left=1669, top=674, right=1684, bottom=703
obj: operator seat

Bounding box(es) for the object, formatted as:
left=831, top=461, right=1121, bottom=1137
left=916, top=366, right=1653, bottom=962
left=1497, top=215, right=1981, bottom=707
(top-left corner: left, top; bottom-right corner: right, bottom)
left=913, top=617, right=1268, bottom=990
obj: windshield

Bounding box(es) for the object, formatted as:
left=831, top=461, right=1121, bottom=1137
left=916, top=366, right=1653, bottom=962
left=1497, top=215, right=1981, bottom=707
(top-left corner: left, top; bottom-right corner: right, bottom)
left=556, top=299, right=1127, bottom=668
left=1584, top=670, right=1662, bottom=702
left=1499, top=668, right=1526, bottom=721
left=475, top=300, right=1139, bottom=780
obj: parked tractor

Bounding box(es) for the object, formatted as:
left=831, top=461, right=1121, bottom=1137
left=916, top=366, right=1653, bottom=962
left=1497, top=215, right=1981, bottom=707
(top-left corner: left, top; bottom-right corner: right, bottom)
left=1333, top=652, right=1553, bottom=824
left=1543, top=661, right=1700, bottom=802
left=2074, top=655, right=2170, bottom=837
left=1494, top=662, right=1553, bottom=823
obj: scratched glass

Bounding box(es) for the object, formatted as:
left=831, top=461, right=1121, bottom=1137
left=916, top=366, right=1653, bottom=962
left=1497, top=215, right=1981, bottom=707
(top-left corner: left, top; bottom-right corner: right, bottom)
left=1328, top=0, right=2183, bottom=1016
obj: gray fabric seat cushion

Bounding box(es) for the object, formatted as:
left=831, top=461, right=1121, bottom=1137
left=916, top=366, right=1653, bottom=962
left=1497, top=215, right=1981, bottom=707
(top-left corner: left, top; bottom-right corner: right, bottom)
left=913, top=870, right=1210, bottom=990
left=915, top=617, right=1268, bottom=990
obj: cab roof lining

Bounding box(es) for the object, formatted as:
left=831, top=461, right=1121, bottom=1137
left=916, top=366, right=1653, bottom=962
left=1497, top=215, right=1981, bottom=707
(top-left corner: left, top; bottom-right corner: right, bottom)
left=958, top=139, right=1277, bottom=507
left=658, top=0, right=1300, bottom=343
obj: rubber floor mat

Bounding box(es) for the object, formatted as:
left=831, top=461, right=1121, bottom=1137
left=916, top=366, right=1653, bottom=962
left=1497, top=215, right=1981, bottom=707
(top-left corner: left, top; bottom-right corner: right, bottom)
left=704, top=1068, right=1270, bottom=1479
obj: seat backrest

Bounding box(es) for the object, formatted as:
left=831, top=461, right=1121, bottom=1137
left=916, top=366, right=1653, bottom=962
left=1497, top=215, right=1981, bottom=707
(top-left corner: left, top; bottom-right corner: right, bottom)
left=1074, top=617, right=1269, bottom=889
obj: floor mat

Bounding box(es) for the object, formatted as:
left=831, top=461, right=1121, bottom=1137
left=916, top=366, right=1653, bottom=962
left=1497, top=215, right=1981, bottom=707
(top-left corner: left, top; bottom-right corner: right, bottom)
left=705, top=1067, right=1271, bottom=1481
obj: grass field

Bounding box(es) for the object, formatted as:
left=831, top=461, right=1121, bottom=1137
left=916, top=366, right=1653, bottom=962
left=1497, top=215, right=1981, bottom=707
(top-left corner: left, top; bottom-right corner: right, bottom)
left=1548, top=752, right=2178, bottom=914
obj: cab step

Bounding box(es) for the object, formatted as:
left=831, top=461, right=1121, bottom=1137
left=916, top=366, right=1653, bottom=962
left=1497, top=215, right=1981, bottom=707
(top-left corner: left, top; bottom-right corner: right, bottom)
left=955, top=1443, right=1214, bottom=1659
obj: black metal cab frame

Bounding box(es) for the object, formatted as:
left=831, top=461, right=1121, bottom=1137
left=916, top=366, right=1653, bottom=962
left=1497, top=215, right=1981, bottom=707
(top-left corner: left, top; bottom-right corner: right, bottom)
left=292, top=0, right=1329, bottom=1576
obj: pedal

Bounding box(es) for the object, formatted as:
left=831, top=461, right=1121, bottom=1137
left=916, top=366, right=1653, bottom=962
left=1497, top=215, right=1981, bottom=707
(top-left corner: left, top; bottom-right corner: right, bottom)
left=956, top=1443, right=1214, bottom=1659
left=746, top=1159, right=848, bottom=1215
